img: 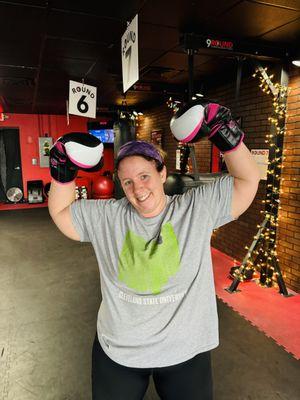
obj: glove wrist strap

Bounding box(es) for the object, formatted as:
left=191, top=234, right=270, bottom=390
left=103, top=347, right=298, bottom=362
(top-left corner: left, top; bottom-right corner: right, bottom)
left=208, top=120, right=244, bottom=153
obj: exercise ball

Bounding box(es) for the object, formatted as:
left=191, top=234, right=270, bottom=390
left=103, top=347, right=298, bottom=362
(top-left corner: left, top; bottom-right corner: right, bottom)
left=164, top=173, right=195, bottom=195
left=92, top=175, right=114, bottom=199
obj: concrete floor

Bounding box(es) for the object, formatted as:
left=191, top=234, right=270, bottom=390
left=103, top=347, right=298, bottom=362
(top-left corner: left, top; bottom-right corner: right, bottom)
left=0, top=207, right=299, bottom=400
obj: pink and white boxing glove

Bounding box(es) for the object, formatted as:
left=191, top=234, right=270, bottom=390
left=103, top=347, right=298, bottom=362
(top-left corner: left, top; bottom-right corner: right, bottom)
left=170, top=100, right=244, bottom=153
left=49, top=132, right=104, bottom=183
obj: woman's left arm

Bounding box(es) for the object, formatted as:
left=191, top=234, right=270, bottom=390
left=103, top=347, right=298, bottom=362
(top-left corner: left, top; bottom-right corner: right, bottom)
left=223, top=142, right=261, bottom=219
left=169, top=101, right=261, bottom=219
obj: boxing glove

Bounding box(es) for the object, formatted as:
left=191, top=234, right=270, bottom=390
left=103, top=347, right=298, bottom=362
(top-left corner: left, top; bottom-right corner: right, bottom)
left=205, top=103, right=244, bottom=153
left=50, top=132, right=104, bottom=183
left=170, top=100, right=244, bottom=153
left=169, top=100, right=210, bottom=143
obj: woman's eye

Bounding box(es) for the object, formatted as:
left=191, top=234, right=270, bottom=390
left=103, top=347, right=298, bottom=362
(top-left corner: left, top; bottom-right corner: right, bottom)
left=141, top=175, right=149, bottom=180
left=124, top=181, right=132, bottom=186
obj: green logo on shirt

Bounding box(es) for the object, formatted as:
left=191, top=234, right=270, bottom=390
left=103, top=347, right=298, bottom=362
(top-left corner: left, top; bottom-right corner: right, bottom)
left=118, top=222, right=180, bottom=294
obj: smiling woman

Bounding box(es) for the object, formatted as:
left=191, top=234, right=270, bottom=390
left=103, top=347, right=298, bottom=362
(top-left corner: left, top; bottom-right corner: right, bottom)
left=116, top=141, right=168, bottom=217
left=48, top=118, right=259, bottom=400
left=117, top=154, right=167, bottom=218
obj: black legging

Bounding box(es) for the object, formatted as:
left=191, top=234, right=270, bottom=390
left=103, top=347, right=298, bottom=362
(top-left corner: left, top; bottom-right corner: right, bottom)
left=92, top=334, right=213, bottom=400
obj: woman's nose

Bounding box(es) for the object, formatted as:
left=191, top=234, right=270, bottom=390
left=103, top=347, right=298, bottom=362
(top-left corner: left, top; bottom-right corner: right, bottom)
left=132, top=181, right=144, bottom=193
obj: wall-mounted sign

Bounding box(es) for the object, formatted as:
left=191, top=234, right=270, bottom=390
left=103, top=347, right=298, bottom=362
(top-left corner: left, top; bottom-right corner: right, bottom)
left=121, top=14, right=139, bottom=93
left=68, top=80, right=97, bottom=118
left=251, top=149, right=269, bottom=180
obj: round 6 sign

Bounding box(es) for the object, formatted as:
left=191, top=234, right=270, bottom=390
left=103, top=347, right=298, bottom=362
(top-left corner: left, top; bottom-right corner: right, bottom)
left=68, top=80, right=97, bottom=118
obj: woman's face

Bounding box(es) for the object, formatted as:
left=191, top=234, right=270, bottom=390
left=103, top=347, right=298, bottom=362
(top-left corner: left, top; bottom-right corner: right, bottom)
left=117, top=155, right=167, bottom=218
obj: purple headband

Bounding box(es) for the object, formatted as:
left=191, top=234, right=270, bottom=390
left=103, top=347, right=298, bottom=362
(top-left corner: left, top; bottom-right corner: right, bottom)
left=116, top=141, right=163, bottom=166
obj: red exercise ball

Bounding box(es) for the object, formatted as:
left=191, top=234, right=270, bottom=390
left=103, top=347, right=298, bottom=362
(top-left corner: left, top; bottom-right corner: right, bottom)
left=92, top=175, right=114, bottom=199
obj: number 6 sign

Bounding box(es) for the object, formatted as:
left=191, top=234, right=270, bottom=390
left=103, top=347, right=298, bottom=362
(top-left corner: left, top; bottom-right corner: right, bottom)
left=68, top=80, right=97, bottom=118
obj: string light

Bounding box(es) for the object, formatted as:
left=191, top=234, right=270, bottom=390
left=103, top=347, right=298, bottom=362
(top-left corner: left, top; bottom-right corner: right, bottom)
left=235, top=66, right=289, bottom=287
left=119, top=110, right=143, bottom=123
left=166, top=97, right=181, bottom=113
left=119, top=96, right=144, bottom=124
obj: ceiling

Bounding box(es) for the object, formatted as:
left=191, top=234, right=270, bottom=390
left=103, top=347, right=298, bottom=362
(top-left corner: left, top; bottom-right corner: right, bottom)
left=0, top=0, right=299, bottom=115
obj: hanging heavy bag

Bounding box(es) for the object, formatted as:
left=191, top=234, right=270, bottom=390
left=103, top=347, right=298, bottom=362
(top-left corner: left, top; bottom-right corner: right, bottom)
left=49, top=132, right=104, bottom=184
left=169, top=100, right=244, bottom=153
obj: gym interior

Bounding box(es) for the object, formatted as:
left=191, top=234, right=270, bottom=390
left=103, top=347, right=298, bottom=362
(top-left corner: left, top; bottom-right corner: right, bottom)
left=0, top=1, right=299, bottom=399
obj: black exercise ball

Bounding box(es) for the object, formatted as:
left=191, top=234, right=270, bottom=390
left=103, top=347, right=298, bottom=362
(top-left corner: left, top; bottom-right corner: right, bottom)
left=164, top=173, right=195, bottom=195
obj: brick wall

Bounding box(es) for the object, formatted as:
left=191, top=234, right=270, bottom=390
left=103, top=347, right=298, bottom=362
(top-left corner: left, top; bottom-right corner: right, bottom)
left=136, top=70, right=300, bottom=293
left=207, top=77, right=269, bottom=272
left=276, top=69, right=300, bottom=292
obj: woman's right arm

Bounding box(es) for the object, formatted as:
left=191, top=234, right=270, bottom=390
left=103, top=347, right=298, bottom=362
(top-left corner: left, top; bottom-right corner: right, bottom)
left=48, top=132, right=104, bottom=241
left=48, top=180, right=80, bottom=241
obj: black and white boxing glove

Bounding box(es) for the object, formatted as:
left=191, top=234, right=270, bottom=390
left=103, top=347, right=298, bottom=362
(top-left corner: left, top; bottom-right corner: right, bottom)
left=170, top=101, right=244, bottom=153
left=49, top=132, right=104, bottom=183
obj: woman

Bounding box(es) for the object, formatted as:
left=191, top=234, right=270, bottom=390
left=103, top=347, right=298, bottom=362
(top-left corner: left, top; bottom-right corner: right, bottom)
left=48, top=102, right=260, bottom=400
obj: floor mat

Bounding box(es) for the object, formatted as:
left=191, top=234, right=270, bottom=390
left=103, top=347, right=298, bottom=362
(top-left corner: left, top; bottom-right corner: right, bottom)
left=212, top=247, right=300, bottom=360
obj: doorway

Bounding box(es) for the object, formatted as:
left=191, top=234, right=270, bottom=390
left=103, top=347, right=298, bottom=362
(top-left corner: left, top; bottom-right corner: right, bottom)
left=0, top=128, right=23, bottom=202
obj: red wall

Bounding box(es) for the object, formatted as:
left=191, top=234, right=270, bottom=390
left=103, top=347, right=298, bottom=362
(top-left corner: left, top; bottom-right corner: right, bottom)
left=0, top=113, right=114, bottom=199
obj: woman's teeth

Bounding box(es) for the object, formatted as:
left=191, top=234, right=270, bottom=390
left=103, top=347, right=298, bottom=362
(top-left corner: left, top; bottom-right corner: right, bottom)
left=137, top=193, right=150, bottom=202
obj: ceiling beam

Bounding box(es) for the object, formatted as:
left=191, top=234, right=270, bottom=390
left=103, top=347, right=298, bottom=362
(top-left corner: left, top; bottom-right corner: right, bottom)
left=180, top=32, right=291, bottom=61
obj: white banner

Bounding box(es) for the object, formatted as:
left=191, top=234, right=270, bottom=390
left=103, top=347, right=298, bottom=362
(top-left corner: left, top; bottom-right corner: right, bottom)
left=68, top=80, right=97, bottom=118
left=121, top=14, right=139, bottom=93
left=251, top=149, right=269, bottom=180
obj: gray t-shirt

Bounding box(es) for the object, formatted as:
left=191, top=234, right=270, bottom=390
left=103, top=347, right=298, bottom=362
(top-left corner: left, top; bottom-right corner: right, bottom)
left=70, top=174, right=236, bottom=368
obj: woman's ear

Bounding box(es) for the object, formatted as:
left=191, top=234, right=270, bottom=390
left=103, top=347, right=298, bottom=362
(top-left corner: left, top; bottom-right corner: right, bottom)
left=160, top=165, right=167, bottom=183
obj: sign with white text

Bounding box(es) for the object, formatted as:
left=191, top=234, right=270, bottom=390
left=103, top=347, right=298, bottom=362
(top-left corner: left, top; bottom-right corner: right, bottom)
left=121, top=14, right=139, bottom=93
left=69, top=80, right=97, bottom=118
left=251, top=149, right=269, bottom=180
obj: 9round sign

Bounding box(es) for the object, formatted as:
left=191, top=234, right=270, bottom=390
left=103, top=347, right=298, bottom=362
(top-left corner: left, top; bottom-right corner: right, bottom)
left=68, top=80, right=97, bottom=118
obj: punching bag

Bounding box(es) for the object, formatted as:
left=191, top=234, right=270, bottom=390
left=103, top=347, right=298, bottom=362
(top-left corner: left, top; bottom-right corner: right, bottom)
left=113, top=120, right=135, bottom=199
